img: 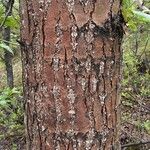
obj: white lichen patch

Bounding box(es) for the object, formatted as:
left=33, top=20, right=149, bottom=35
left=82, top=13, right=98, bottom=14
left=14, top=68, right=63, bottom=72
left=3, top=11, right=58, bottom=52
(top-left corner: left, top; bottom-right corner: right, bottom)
left=85, top=21, right=95, bottom=53
left=101, top=129, right=109, bottom=144
left=68, top=109, right=76, bottom=115
left=67, top=88, right=76, bottom=104
left=74, top=64, right=79, bottom=72
left=91, top=75, right=97, bottom=92
left=52, top=57, right=60, bottom=71
left=66, top=0, right=75, bottom=13
left=45, top=0, right=51, bottom=11
left=52, top=85, right=60, bottom=99
left=89, top=22, right=95, bottom=30
left=71, top=25, right=78, bottom=51
left=77, top=139, right=82, bottom=148
left=66, top=82, right=76, bottom=129
left=85, top=128, right=95, bottom=150
left=52, top=86, right=62, bottom=122
left=55, top=140, right=61, bottom=150
left=99, top=61, right=105, bottom=74
left=85, top=31, right=94, bottom=44
left=42, top=125, right=45, bottom=132
left=55, top=19, right=63, bottom=52
left=88, top=106, right=94, bottom=125
left=41, top=84, right=49, bottom=98
left=85, top=57, right=92, bottom=72
left=72, top=137, right=78, bottom=150
left=99, top=93, right=107, bottom=105
left=81, top=77, right=86, bottom=91
left=87, top=43, right=93, bottom=51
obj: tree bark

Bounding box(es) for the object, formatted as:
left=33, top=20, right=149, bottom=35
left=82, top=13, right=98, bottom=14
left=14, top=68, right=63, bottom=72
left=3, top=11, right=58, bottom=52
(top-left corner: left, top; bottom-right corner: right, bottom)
left=20, top=0, right=124, bottom=149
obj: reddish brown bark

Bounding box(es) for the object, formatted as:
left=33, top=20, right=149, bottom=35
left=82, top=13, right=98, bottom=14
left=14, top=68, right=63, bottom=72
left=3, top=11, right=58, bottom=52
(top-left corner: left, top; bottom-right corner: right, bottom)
left=20, top=0, right=123, bottom=149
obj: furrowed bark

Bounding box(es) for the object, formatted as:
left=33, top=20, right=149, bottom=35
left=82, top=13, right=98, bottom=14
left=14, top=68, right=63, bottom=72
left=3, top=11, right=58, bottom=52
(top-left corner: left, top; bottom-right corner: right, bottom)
left=20, top=0, right=124, bottom=149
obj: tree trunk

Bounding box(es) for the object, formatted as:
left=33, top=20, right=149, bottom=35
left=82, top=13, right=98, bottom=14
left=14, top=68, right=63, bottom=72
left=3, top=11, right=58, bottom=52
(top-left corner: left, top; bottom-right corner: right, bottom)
left=3, top=0, right=14, bottom=88
left=20, top=0, right=124, bottom=149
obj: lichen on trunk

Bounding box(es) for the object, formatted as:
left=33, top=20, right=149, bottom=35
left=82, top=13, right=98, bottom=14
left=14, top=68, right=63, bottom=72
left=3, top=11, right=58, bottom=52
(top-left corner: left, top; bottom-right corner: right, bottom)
left=20, top=0, right=124, bottom=149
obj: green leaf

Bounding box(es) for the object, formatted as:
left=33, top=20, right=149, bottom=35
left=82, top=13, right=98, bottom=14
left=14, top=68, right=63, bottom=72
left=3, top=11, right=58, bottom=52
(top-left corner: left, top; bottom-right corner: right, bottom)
left=0, top=100, right=7, bottom=106
left=127, top=20, right=137, bottom=31
left=0, top=43, right=14, bottom=54
left=143, top=120, right=150, bottom=134
left=122, top=0, right=150, bottom=31
left=0, top=16, right=19, bottom=28
left=122, top=0, right=135, bottom=8
left=133, top=10, right=150, bottom=23
left=0, top=5, right=4, bottom=16
left=4, top=16, right=19, bottom=28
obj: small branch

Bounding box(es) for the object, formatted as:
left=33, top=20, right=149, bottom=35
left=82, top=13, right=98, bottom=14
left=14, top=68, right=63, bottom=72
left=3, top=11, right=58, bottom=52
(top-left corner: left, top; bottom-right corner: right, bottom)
left=121, top=141, right=150, bottom=148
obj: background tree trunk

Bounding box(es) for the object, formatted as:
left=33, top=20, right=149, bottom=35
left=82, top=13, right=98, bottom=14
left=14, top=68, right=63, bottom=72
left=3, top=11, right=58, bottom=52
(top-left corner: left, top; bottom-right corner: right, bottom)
left=20, top=0, right=123, bottom=149
left=3, top=0, right=14, bottom=88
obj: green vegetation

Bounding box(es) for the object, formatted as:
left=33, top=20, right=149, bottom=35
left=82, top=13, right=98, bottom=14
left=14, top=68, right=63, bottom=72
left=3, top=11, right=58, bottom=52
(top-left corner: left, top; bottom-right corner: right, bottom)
left=0, top=0, right=20, bottom=54
left=122, top=0, right=150, bottom=30
left=0, top=87, right=24, bottom=149
left=0, top=0, right=24, bottom=149
left=121, top=28, right=150, bottom=148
